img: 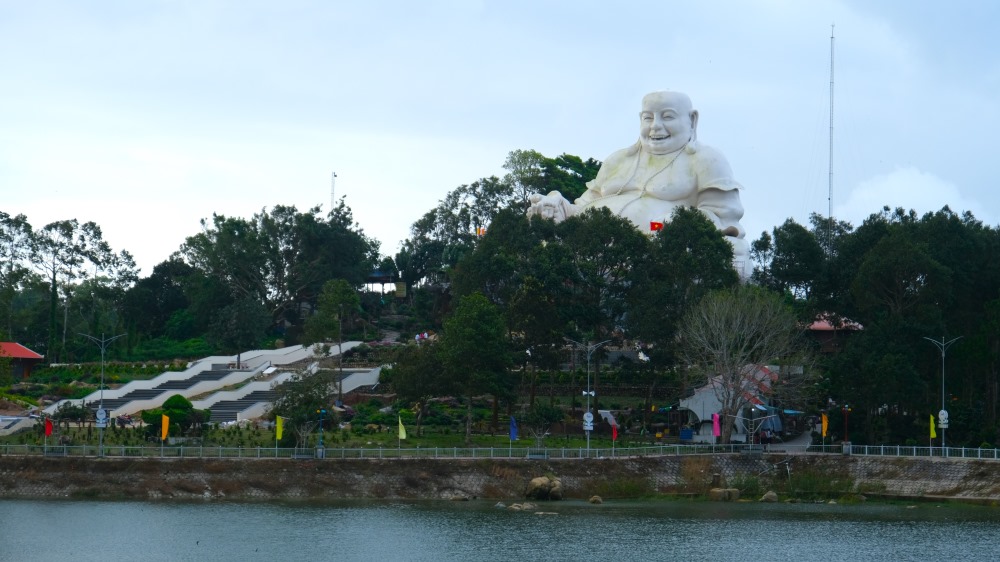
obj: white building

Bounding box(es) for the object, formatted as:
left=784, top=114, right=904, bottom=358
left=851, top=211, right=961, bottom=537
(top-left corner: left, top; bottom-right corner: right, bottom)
left=677, top=365, right=782, bottom=444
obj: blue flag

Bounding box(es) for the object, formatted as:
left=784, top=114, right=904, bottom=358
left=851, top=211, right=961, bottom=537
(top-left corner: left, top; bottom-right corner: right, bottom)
left=509, top=416, right=518, bottom=441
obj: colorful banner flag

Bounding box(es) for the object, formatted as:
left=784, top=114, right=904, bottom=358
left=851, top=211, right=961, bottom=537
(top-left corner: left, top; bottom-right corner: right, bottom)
left=712, top=413, right=721, bottom=437
left=509, top=416, right=518, bottom=441
left=821, top=413, right=828, bottom=438
left=398, top=416, right=406, bottom=440
left=44, top=418, right=53, bottom=437
left=650, top=221, right=664, bottom=231
left=930, top=414, right=937, bottom=439
left=161, top=414, right=169, bottom=441
left=612, top=423, right=618, bottom=442
left=275, top=416, right=284, bottom=440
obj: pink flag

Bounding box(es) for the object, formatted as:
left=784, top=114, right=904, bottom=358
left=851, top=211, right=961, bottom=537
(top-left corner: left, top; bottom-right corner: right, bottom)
left=712, top=413, right=721, bottom=437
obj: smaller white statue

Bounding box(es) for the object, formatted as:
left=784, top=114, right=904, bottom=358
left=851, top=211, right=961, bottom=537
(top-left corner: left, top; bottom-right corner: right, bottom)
left=527, top=91, right=749, bottom=274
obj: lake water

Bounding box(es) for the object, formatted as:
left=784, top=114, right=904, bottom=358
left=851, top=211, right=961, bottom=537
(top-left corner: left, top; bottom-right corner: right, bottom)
left=2, top=499, right=998, bottom=561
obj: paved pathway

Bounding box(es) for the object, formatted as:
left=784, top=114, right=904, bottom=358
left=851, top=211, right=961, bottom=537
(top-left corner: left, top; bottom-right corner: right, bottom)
left=756, top=428, right=814, bottom=453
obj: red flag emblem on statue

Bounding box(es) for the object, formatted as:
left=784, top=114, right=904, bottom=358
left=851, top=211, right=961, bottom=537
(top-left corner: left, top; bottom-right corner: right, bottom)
left=612, top=423, right=618, bottom=442
left=44, top=418, right=53, bottom=436
left=650, top=221, right=664, bottom=232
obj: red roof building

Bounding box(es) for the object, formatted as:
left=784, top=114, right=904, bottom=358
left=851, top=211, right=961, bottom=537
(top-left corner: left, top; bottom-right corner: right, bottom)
left=807, top=315, right=863, bottom=354
left=0, top=342, right=44, bottom=379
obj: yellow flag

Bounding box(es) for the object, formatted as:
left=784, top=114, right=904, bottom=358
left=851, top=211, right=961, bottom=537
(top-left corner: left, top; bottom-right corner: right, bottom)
left=930, top=414, right=937, bottom=439
left=161, top=414, right=169, bottom=441
left=398, top=416, right=407, bottom=440
left=276, top=416, right=284, bottom=440
left=821, top=413, right=828, bottom=438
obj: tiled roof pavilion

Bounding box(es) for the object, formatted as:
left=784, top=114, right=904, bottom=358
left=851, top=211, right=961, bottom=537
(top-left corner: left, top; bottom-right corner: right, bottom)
left=0, top=342, right=44, bottom=378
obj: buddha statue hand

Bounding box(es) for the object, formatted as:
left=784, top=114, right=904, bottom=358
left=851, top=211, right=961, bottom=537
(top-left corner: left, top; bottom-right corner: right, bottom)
left=527, top=191, right=575, bottom=222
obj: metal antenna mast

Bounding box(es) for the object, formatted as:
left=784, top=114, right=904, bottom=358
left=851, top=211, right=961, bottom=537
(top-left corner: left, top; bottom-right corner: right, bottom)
left=330, top=171, right=338, bottom=211
left=827, top=24, right=835, bottom=252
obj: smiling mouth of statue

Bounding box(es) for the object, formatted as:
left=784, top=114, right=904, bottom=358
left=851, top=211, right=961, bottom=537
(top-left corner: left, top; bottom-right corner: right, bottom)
left=649, top=134, right=670, bottom=141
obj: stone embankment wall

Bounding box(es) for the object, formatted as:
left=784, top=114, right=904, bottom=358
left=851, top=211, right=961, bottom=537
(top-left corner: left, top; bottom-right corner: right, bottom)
left=1, top=454, right=999, bottom=502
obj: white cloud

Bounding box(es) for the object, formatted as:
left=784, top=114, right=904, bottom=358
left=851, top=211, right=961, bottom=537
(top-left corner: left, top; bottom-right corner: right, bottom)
left=835, top=167, right=997, bottom=227
left=3, top=0, right=1000, bottom=275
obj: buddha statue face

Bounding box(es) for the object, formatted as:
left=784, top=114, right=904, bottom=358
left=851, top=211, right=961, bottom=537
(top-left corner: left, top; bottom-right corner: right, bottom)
left=639, top=91, right=697, bottom=155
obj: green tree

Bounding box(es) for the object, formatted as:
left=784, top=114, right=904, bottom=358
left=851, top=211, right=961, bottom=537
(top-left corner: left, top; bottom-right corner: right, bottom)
left=629, top=206, right=738, bottom=366
left=819, top=206, right=1000, bottom=446
left=559, top=207, right=649, bottom=340
left=450, top=209, right=540, bottom=305
left=502, top=149, right=545, bottom=206
left=851, top=231, right=951, bottom=321
left=508, top=276, right=565, bottom=406
left=397, top=151, right=598, bottom=290
left=556, top=207, right=648, bottom=411
left=678, top=285, right=811, bottom=443
left=502, top=149, right=600, bottom=205
left=179, top=203, right=377, bottom=343
left=384, top=342, right=442, bottom=437
left=753, top=218, right=825, bottom=301
left=438, top=293, right=512, bottom=444
left=208, top=298, right=270, bottom=364
left=35, top=219, right=115, bottom=362
left=0, top=212, right=36, bottom=339
left=824, top=319, right=926, bottom=444
left=521, top=402, right=564, bottom=446
left=303, top=279, right=360, bottom=346
left=122, top=258, right=196, bottom=342
left=537, top=153, right=602, bottom=202
left=142, top=394, right=209, bottom=436
left=269, top=371, right=338, bottom=448
left=303, top=278, right=361, bottom=401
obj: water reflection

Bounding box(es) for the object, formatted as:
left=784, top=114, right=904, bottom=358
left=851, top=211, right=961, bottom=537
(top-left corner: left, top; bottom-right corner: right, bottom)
left=2, top=499, right=998, bottom=561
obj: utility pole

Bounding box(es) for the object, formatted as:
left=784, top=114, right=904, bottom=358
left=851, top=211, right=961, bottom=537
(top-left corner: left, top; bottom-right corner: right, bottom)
left=338, top=303, right=344, bottom=404
left=923, top=335, right=961, bottom=451
left=79, top=332, right=125, bottom=457
left=565, top=338, right=611, bottom=455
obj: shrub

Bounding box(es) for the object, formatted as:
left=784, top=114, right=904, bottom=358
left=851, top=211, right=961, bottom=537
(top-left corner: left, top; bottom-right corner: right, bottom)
left=729, top=474, right=765, bottom=498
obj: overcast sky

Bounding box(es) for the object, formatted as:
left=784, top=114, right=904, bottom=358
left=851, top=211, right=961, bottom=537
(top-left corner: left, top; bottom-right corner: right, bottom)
left=3, top=1, right=998, bottom=275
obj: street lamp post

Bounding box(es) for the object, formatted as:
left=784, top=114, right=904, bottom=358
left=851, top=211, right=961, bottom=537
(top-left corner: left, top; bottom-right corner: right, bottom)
left=338, top=304, right=344, bottom=404
left=566, top=338, right=611, bottom=455
left=924, top=335, right=961, bottom=450
left=79, top=333, right=125, bottom=457
left=842, top=405, right=851, bottom=443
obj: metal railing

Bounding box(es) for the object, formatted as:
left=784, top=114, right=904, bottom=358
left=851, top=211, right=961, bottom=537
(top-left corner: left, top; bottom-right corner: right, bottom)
left=3, top=442, right=1000, bottom=460
left=818, top=443, right=1000, bottom=460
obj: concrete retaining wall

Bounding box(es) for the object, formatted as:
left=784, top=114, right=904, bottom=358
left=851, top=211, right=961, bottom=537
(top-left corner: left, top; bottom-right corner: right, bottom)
left=2, top=454, right=1000, bottom=503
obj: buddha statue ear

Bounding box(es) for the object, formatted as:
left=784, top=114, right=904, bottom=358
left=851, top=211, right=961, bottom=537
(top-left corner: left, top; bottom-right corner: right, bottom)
left=684, top=110, right=700, bottom=154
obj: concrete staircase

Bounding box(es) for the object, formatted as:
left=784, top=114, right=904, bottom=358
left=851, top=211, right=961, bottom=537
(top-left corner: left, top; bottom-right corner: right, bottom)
left=208, top=390, right=279, bottom=424
left=86, top=369, right=233, bottom=411
left=43, top=344, right=320, bottom=418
